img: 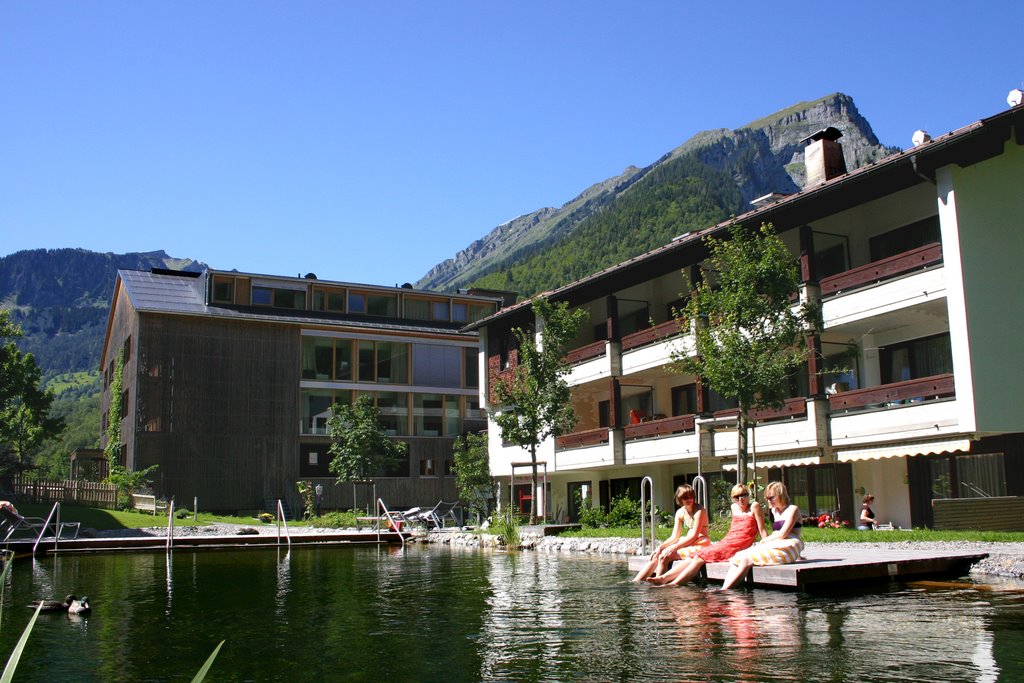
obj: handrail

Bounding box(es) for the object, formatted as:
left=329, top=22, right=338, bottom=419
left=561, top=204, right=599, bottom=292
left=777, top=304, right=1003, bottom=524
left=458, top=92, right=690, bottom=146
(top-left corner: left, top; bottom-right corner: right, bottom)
left=166, top=500, right=175, bottom=552
left=32, top=501, right=61, bottom=556
left=639, top=476, right=656, bottom=556
left=276, top=499, right=291, bottom=547
left=692, top=475, right=708, bottom=512
left=377, top=498, right=405, bottom=547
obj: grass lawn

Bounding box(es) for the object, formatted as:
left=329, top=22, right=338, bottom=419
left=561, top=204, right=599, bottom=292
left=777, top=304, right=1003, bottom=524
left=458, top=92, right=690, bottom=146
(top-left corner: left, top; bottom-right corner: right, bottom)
left=13, top=503, right=278, bottom=532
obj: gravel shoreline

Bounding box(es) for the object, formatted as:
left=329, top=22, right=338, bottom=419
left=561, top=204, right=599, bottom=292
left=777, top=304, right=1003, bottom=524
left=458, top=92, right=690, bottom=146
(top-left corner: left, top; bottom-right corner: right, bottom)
left=93, top=524, right=1024, bottom=579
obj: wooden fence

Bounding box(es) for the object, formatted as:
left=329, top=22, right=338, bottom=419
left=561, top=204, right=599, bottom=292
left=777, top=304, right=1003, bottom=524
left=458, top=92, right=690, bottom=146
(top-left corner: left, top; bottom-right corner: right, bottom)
left=932, top=496, right=1024, bottom=531
left=10, top=475, right=118, bottom=510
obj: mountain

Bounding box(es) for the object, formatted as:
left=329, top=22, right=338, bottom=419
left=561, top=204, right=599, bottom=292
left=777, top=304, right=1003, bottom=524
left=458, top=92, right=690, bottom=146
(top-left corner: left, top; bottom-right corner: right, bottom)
left=0, top=248, right=205, bottom=379
left=416, top=93, right=899, bottom=296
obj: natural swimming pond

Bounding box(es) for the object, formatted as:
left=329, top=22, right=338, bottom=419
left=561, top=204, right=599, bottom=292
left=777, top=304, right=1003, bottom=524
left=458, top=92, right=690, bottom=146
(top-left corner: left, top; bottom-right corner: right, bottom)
left=2, top=546, right=1023, bottom=682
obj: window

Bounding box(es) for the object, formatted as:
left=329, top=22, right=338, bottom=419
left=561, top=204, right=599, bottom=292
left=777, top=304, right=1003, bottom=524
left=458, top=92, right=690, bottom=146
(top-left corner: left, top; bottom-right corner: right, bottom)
left=404, top=298, right=430, bottom=320
left=327, top=291, right=345, bottom=312
left=464, top=347, right=479, bottom=388
left=927, top=452, right=1006, bottom=500
left=452, top=303, right=468, bottom=323
left=375, top=392, right=408, bottom=436
left=274, top=288, right=306, bottom=310
left=468, top=303, right=495, bottom=323
left=348, top=293, right=365, bottom=314
left=301, top=389, right=342, bottom=435
left=123, top=336, right=131, bottom=363
left=212, top=277, right=234, bottom=304
left=252, top=286, right=272, bottom=306
left=367, top=294, right=397, bottom=317
left=822, top=343, right=860, bottom=392
left=880, top=333, right=952, bottom=384
left=375, top=342, right=408, bottom=384
left=334, top=340, right=352, bottom=380
left=671, top=384, right=697, bottom=416
left=869, top=215, right=941, bottom=261
left=412, top=344, right=461, bottom=388
left=432, top=301, right=450, bottom=321
left=301, top=337, right=335, bottom=380
left=354, top=340, right=409, bottom=383
left=419, top=458, right=436, bottom=476
left=414, top=393, right=445, bottom=436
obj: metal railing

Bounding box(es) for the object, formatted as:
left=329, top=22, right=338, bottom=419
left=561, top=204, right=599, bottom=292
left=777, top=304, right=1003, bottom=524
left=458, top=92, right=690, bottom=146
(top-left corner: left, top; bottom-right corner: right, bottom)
left=166, top=500, right=175, bottom=552
left=692, top=475, right=708, bottom=512
left=276, top=499, right=291, bottom=546
left=32, top=502, right=61, bottom=556
left=639, top=476, right=656, bottom=555
left=377, top=499, right=405, bottom=547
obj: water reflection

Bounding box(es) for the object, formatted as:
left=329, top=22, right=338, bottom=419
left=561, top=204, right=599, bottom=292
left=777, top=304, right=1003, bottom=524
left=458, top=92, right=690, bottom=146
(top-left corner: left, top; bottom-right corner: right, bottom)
left=1, top=548, right=1021, bottom=682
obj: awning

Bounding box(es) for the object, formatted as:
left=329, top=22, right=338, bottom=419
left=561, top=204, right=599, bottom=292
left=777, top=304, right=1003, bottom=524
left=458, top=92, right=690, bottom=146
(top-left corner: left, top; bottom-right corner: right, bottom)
left=836, top=438, right=971, bottom=462
left=721, top=451, right=821, bottom=470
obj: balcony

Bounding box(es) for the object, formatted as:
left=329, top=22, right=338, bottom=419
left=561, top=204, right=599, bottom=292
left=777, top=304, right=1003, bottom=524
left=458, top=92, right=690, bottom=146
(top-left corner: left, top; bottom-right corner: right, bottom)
left=829, top=373, right=955, bottom=413
left=624, top=414, right=695, bottom=440
left=711, top=397, right=808, bottom=423
left=556, top=427, right=610, bottom=450
left=820, top=242, right=942, bottom=297
left=565, top=340, right=607, bottom=365
left=621, top=319, right=682, bottom=352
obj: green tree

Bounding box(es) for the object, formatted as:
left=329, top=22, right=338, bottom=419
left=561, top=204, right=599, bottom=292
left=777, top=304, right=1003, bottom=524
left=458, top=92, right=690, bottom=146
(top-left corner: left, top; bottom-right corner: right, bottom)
left=452, top=432, right=493, bottom=522
left=672, top=223, right=814, bottom=485
left=328, top=395, right=408, bottom=513
left=0, top=310, right=64, bottom=484
left=492, top=296, right=587, bottom=524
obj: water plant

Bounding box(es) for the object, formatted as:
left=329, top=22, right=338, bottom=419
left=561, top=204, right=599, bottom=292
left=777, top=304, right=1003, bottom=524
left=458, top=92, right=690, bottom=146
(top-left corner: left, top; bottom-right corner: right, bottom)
left=493, top=507, right=522, bottom=549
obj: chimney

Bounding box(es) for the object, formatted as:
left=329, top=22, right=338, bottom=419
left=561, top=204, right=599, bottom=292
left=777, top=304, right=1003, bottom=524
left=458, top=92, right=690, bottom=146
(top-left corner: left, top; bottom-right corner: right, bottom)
left=800, top=126, right=847, bottom=186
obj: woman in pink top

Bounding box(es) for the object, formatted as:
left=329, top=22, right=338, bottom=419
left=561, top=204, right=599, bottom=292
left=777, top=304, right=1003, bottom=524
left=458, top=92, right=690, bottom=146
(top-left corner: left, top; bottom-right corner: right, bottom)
left=631, top=484, right=711, bottom=582
left=647, top=484, right=765, bottom=586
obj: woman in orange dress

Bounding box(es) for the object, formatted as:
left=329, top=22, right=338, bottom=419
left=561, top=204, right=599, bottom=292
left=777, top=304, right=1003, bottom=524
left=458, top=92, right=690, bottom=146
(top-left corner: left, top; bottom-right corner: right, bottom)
left=647, top=484, right=765, bottom=586
left=631, top=484, right=710, bottom=582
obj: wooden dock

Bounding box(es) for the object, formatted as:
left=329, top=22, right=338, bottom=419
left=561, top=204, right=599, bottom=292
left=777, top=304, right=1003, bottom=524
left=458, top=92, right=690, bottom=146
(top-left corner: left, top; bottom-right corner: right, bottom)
left=627, top=545, right=988, bottom=589
left=5, top=529, right=409, bottom=557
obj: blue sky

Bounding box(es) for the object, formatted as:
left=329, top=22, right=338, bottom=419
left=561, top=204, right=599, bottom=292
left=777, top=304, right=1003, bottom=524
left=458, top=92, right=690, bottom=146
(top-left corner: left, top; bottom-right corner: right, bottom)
left=2, top=2, right=1021, bottom=287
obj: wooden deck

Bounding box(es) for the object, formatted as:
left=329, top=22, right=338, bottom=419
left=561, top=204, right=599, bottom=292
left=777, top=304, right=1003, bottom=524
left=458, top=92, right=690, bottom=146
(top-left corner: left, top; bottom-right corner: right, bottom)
left=627, top=545, right=987, bottom=590
left=6, top=529, right=409, bottom=557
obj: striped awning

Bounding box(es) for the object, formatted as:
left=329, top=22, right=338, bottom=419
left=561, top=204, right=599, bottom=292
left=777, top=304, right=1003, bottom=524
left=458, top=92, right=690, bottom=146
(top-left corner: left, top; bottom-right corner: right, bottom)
left=720, top=451, right=821, bottom=470
left=836, top=438, right=971, bottom=462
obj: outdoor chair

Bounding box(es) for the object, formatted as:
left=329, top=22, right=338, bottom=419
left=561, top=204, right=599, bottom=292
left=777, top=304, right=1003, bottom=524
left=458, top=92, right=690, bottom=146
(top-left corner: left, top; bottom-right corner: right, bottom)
left=416, top=501, right=461, bottom=529
left=0, top=507, right=53, bottom=543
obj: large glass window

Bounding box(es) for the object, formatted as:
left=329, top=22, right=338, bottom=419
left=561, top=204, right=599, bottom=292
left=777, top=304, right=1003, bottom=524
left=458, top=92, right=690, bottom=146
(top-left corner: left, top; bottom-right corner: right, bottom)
left=301, top=337, right=335, bottom=380
left=405, top=298, right=430, bottom=320
left=376, top=342, right=408, bottom=384
left=300, top=389, right=349, bottom=435
left=368, top=294, right=397, bottom=317
left=334, top=340, right=352, bottom=380
left=464, top=347, right=479, bottom=388
left=358, top=341, right=375, bottom=381
left=452, top=303, right=468, bottom=323
left=274, top=288, right=306, bottom=310
left=468, top=303, right=495, bottom=323
left=432, top=301, right=450, bottom=321
left=412, top=344, right=462, bottom=387
left=375, top=391, right=408, bottom=436
left=880, top=333, right=952, bottom=384
left=212, top=277, right=234, bottom=304
left=414, top=393, right=444, bottom=436
left=349, top=293, right=365, bottom=314
left=252, top=286, right=272, bottom=306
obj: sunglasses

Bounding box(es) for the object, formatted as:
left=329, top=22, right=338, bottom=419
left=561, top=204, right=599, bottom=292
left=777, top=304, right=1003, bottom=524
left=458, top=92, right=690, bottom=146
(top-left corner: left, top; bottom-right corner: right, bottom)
left=766, top=495, right=777, bottom=502
left=732, top=493, right=749, bottom=500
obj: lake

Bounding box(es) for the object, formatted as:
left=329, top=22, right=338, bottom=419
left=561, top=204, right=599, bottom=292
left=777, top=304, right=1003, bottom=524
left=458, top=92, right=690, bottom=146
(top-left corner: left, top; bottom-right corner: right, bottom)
left=2, top=545, right=1022, bottom=681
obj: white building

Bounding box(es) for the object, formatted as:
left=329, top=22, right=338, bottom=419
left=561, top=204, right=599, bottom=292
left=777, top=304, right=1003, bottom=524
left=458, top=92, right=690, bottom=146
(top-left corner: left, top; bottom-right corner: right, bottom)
left=467, top=96, right=1024, bottom=529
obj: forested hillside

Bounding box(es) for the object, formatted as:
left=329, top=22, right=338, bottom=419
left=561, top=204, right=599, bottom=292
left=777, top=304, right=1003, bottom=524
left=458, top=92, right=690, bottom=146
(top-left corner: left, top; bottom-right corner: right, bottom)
left=420, top=93, right=897, bottom=297
left=469, top=156, right=744, bottom=295
left=0, top=248, right=203, bottom=477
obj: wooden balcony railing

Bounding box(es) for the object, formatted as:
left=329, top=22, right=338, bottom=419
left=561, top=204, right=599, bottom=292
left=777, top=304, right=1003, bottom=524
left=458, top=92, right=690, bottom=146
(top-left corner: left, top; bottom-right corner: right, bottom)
left=621, top=319, right=683, bottom=352
left=624, top=414, right=696, bottom=440
left=555, top=427, right=610, bottom=450
left=565, top=340, right=607, bottom=365
left=712, top=397, right=808, bottom=423
left=829, top=373, right=955, bottom=412
left=820, top=242, right=943, bottom=296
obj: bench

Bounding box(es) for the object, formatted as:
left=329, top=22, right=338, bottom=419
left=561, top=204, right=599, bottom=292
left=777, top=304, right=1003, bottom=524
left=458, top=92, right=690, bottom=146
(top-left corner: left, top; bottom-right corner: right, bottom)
left=131, top=493, right=168, bottom=516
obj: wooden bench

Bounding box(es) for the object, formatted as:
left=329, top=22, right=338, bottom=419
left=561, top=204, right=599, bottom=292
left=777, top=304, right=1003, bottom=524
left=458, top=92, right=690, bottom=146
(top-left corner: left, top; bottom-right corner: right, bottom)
left=131, top=493, right=168, bottom=516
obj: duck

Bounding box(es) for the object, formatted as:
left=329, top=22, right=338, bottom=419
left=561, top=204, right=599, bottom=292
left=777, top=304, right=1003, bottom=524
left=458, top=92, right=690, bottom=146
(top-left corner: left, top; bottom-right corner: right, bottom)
left=28, top=594, right=90, bottom=614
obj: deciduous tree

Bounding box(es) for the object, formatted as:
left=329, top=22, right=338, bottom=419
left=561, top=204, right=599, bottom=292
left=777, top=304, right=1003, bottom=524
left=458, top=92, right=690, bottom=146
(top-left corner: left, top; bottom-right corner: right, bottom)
left=328, top=395, right=408, bottom=513
left=672, top=223, right=814, bottom=484
left=492, top=296, right=587, bottom=524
